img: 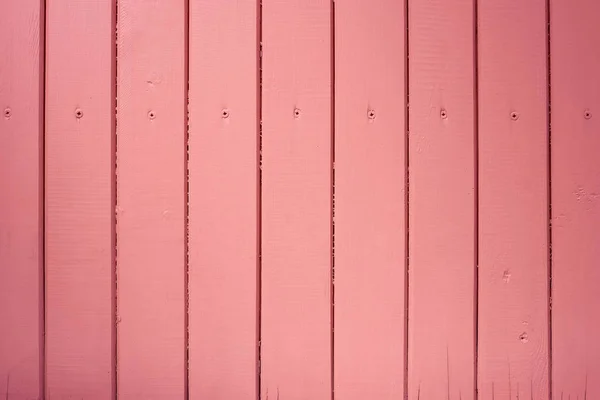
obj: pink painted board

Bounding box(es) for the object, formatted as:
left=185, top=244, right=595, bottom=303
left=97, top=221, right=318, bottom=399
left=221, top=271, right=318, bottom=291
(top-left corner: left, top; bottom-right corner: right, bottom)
left=334, top=0, right=407, bottom=398
left=477, top=0, right=549, bottom=398
left=116, top=0, right=186, bottom=398
left=551, top=0, right=600, bottom=397
left=261, top=0, right=332, bottom=399
left=44, top=1, right=116, bottom=398
left=0, top=0, right=44, bottom=398
left=408, top=0, right=476, bottom=398
left=188, top=0, right=259, bottom=398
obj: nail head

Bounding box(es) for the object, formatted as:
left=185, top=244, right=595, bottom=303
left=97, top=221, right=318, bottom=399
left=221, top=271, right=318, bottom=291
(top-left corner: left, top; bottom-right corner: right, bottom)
left=519, top=332, right=529, bottom=343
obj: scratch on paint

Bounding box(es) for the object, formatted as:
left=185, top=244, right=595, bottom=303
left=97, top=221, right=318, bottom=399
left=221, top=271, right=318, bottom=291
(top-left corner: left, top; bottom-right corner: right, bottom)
left=446, top=346, right=451, bottom=400
left=508, top=358, right=512, bottom=400
left=531, top=380, right=534, bottom=400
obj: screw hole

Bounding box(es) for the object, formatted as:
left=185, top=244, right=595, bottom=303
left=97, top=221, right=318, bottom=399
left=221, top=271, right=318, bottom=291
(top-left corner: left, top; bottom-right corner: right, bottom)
left=222, top=109, right=230, bottom=119
left=584, top=110, right=592, bottom=120
left=440, top=109, right=447, bottom=119
left=294, top=108, right=301, bottom=118
left=510, top=111, right=519, bottom=121
left=148, top=111, right=156, bottom=120
left=3, top=108, right=11, bottom=118
left=75, top=108, right=83, bottom=119
left=368, top=110, right=376, bottom=120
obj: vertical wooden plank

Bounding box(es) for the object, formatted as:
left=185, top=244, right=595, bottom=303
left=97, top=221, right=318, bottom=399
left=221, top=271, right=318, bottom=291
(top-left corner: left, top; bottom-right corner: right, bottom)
left=0, top=1, right=43, bottom=398
left=477, top=1, right=549, bottom=398
left=116, top=1, right=186, bottom=398
left=408, top=0, right=476, bottom=398
left=334, top=0, right=406, bottom=398
left=116, top=0, right=186, bottom=398
left=45, top=1, right=115, bottom=398
left=551, top=0, right=600, bottom=397
left=188, top=0, right=259, bottom=399
left=261, top=0, right=332, bottom=399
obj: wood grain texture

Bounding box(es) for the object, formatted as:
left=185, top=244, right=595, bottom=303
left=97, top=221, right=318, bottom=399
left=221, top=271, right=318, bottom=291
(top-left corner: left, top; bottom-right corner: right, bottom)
left=0, top=1, right=43, bottom=398
left=477, top=1, right=549, bottom=399
left=261, top=0, right=332, bottom=399
left=334, top=0, right=407, bottom=398
left=45, top=1, right=115, bottom=398
left=551, top=0, right=600, bottom=398
left=116, top=0, right=186, bottom=398
left=188, top=0, right=259, bottom=398
left=408, top=0, right=476, bottom=398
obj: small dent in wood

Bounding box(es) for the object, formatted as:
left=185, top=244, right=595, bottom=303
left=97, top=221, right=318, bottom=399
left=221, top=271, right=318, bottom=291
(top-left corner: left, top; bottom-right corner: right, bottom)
left=573, top=187, right=599, bottom=203
left=502, top=270, right=511, bottom=283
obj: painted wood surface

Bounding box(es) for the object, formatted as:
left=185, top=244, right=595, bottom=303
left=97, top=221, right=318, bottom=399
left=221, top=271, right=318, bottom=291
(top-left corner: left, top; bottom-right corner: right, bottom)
left=261, top=1, right=332, bottom=399
left=408, top=0, right=476, bottom=398
left=334, top=0, right=407, bottom=398
left=188, top=0, right=259, bottom=399
left=477, top=0, right=550, bottom=399
left=44, top=1, right=116, bottom=398
left=0, top=1, right=43, bottom=398
left=551, top=0, right=600, bottom=398
left=116, top=0, right=186, bottom=398
left=4, top=1, right=600, bottom=398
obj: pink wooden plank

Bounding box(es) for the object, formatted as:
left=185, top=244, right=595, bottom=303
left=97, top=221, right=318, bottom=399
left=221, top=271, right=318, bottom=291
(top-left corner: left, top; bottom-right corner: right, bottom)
left=334, top=0, right=407, bottom=398
left=45, top=1, right=115, bottom=398
left=477, top=1, right=549, bottom=398
left=408, top=0, right=476, bottom=398
left=261, top=0, right=332, bottom=399
left=188, top=0, right=259, bottom=398
left=0, top=1, right=44, bottom=398
left=116, top=1, right=186, bottom=398
left=551, top=0, right=600, bottom=397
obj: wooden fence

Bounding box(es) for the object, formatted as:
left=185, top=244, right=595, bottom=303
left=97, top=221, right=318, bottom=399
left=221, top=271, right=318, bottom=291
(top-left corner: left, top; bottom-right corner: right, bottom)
left=1, top=0, right=598, bottom=399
